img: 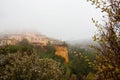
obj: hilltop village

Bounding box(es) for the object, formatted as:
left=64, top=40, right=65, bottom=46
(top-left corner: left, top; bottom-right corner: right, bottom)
left=0, top=33, right=69, bottom=63
left=0, top=33, right=53, bottom=46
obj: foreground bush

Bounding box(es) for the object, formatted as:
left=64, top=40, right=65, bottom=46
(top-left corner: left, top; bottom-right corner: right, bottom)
left=0, top=53, right=64, bottom=80
left=88, top=0, right=120, bottom=79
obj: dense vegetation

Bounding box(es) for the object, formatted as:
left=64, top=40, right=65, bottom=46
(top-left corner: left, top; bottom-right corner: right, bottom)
left=0, top=53, right=64, bottom=80
left=0, top=39, right=65, bottom=80
left=67, top=44, right=96, bottom=80
left=88, top=0, right=120, bottom=79
left=0, top=39, right=96, bottom=80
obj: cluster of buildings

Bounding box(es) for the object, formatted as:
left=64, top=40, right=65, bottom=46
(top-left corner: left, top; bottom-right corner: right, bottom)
left=0, top=33, right=49, bottom=46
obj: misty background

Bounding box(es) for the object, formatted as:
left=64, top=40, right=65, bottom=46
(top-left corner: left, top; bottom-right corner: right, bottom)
left=0, top=0, right=102, bottom=41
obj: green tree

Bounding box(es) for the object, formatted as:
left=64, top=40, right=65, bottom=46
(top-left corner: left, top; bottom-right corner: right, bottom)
left=88, top=0, right=120, bottom=79
left=67, top=45, right=96, bottom=80
left=0, top=39, right=33, bottom=55
left=0, top=45, right=19, bottom=55
left=0, top=52, right=64, bottom=80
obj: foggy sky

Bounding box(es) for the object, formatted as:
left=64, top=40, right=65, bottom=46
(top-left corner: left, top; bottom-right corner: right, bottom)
left=0, top=0, right=102, bottom=41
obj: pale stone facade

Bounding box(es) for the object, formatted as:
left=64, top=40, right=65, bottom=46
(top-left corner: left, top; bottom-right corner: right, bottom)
left=0, top=33, right=49, bottom=46
left=0, top=39, right=17, bottom=46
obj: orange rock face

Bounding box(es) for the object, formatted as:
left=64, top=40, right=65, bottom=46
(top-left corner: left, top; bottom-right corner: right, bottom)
left=55, top=46, right=69, bottom=64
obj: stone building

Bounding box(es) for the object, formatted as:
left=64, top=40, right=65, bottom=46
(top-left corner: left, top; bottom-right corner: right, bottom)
left=0, top=39, right=17, bottom=46
left=8, top=33, right=48, bottom=46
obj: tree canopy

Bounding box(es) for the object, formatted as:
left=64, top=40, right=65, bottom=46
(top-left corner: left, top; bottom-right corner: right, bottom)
left=88, top=0, right=120, bottom=79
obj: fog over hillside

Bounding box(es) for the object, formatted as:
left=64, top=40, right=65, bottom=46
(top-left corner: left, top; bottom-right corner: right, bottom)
left=66, top=38, right=98, bottom=49
left=0, top=0, right=102, bottom=41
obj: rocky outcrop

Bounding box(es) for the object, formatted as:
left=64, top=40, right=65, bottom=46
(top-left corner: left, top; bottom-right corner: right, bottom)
left=55, top=45, right=69, bottom=64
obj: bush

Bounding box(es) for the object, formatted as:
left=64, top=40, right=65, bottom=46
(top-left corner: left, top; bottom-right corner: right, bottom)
left=0, top=53, right=64, bottom=80
left=88, top=0, right=120, bottom=79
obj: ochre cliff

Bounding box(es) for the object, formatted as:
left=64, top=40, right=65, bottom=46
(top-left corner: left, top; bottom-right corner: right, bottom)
left=55, top=46, right=69, bottom=64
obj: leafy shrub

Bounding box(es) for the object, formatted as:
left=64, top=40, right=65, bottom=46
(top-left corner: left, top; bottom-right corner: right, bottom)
left=0, top=53, right=64, bottom=80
